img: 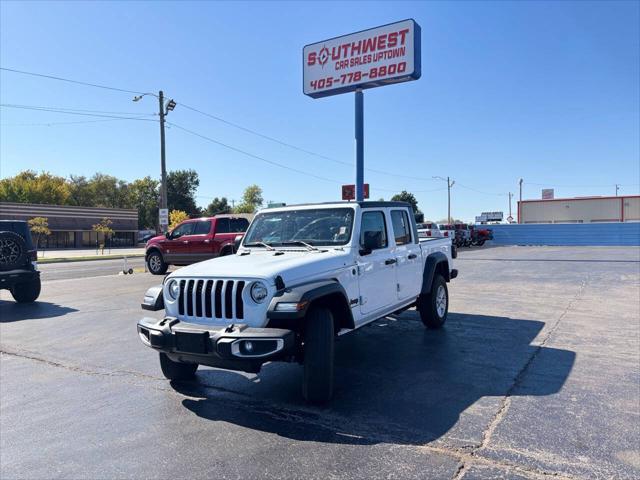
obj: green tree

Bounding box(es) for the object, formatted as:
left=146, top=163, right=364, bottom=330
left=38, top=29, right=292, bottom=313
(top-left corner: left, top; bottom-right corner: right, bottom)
left=169, top=209, right=189, bottom=230
left=0, top=170, right=70, bottom=205
left=167, top=170, right=200, bottom=216
left=89, top=173, right=132, bottom=209
left=28, top=217, right=51, bottom=253
left=391, top=190, right=419, bottom=213
left=234, top=185, right=263, bottom=213
left=205, top=197, right=231, bottom=216
left=67, top=175, right=96, bottom=207
left=130, top=177, right=160, bottom=229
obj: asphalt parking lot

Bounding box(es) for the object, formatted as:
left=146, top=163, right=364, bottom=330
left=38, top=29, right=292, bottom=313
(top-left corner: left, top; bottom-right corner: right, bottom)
left=1, top=246, right=639, bottom=479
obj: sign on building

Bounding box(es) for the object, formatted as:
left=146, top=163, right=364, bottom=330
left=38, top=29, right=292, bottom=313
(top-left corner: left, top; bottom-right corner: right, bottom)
left=542, top=189, right=554, bottom=200
left=478, top=211, right=503, bottom=222
left=342, top=184, right=370, bottom=200
left=303, top=19, right=421, bottom=98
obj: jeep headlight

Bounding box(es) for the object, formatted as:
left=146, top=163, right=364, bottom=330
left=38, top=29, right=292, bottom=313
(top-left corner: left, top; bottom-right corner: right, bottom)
left=166, top=280, right=180, bottom=300
left=250, top=281, right=268, bottom=303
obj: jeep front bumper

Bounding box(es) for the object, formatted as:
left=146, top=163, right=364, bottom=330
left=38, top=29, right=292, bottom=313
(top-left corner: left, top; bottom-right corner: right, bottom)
left=137, top=317, right=296, bottom=373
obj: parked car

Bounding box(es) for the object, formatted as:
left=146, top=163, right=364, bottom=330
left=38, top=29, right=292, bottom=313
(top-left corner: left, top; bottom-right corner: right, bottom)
left=438, top=224, right=455, bottom=240
left=0, top=220, right=41, bottom=303
left=453, top=223, right=472, bottom=247
left=145, top=215, right=250, bottom=275
left=470, top=226, right=493, bottom=246
left=417, top=222, right=443, bottom=239
left=138, top=201, right=457, bottom=403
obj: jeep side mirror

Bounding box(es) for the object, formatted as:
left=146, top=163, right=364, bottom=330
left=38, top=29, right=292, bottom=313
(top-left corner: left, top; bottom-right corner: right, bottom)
left=234, top=234, right=243, bottom=252
left=359, top=231, right=379, bottom=256
left=165, top=231, right=171, bottom=239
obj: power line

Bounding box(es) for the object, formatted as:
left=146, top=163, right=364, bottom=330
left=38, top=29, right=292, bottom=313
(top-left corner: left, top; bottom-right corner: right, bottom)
left=0, top=67, right=145, bottom=95
left=1, top=116, right=155, bottom=127
left=456, top=183, right=507, bottom=196
left=0, top=104, right=158, bottom=121
left=166, top=121, right=346, bottom=185
left=1, top=103, right=155, bottom=116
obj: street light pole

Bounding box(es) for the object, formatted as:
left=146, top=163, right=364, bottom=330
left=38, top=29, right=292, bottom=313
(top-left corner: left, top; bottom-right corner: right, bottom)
left=615, top=184, right=620, bottom=196
left=508, top=192, right=514, bottom=222
left=158, top=90, right=168, bottom=218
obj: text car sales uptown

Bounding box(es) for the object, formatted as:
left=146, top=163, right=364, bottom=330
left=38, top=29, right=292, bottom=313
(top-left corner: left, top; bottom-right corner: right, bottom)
left=306, top=27, right=411, bottom=91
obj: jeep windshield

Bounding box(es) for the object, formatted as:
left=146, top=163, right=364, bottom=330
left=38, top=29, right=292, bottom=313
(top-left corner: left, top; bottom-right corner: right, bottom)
left=243, top=208, right=354, bottom=247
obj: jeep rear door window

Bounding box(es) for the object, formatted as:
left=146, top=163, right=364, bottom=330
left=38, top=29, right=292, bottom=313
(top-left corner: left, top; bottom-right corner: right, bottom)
left=360, top=211, right=388, bottom=249
left=391, top=210, right=412, bottom=245
left=243, top=208, right=354, bottom=246
left=193, top=221, right=211, bottom=235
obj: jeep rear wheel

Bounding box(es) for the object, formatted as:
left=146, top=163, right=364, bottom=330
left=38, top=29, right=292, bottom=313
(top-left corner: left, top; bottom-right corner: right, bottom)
left=159, top=353, right=198, bottom=380
left=418, top=274, right=448, bottom=329
left=11, top=277, right=41, bottom=303
left=147, top=251, right=168, bottom=275
left=302, top=307, right=335, bottom=403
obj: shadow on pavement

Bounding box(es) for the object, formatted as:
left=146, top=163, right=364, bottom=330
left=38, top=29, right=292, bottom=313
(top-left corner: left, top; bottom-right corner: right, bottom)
left=176, top=313, right=575, bottom=445
left=0, top=300, right=78, bottom=322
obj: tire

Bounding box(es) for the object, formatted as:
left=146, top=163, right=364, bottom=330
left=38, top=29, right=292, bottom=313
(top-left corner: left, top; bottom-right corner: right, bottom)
left=220, top=246, right=233, bottom=257
left=476, top=239, right=485, bottom=247
left=302, top=307, right=335, bottom=403
left=0, top=231, right=27, bottom=271
left=418, top=274, right=449, bottom=329
left=147, top=251, right=168, bottom=275
left=10, top=276, right=41, bottom=303
left=159, top=353, right=198, bottom=380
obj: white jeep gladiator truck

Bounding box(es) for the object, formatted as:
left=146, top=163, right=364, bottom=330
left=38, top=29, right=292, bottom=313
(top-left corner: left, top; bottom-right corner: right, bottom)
left=138, top=201, right=457, bottom=403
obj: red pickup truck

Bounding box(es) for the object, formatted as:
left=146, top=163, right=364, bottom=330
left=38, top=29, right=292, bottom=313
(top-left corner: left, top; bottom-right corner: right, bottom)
left=145, top=215, right=250, bottom=275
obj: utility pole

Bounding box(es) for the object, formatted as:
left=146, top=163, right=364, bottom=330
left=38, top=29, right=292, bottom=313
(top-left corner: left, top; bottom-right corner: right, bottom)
left=158, top=91, right=168, bottom=220
left=355, top=89, right=364, bottom=201
left=433, top=176, right=455, bottom=223
left=518, top=178, right=523, bottom=223
left=615, top=184, right=620, bottom=196
left=508, top=192, right=514, bottom=222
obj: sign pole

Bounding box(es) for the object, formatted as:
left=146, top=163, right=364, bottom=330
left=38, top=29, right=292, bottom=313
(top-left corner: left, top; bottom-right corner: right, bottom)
left=355, top=89, right=364, bottom=202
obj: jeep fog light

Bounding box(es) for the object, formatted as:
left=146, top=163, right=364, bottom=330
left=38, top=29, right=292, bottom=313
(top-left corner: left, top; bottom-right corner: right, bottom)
left=250, top=281, right=268, bottom=303
left=167, top=280, right=180, bottom=300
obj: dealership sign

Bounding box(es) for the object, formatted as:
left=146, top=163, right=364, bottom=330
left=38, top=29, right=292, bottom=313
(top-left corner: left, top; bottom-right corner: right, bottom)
left=342, top=183, right=370, bottom=200
left=303, top=19, right=421, bottom=98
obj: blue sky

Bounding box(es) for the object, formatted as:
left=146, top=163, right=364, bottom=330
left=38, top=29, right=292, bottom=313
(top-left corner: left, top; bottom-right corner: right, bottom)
left=1, top=0, right=638, bottom=221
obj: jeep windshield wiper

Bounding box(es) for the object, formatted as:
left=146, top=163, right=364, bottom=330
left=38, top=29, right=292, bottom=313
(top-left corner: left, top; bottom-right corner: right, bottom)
left=281, top=240, right=319, bottom=251
left=243, top=241, right=275, bottom=251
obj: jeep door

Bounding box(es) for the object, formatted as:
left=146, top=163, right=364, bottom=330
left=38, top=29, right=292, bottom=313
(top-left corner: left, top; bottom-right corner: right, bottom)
left=390, top=209, right=422, bottom=300
left=357, top=210, right=398, bottom=318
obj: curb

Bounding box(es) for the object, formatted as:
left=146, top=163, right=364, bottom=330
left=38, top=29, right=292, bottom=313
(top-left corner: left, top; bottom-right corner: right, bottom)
left=38, top=254, right=146, bottom=264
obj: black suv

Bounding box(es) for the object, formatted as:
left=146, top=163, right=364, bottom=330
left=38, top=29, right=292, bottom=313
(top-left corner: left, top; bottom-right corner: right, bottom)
left=0, top=221, right=41, bottom=303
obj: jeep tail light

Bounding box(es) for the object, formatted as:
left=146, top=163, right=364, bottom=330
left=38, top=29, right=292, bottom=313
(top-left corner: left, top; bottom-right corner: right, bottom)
left=443, top=231, right=448, bottom=237
left=29, top=249, right=38, bottom=261
left=427, top=231, right=431, bottom=237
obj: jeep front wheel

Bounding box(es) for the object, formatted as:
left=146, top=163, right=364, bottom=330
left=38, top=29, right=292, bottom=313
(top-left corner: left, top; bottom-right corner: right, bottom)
left=302, top=307, right=335, bottom=403
left=418, top=274, right=448, bottom=329
left=147, top=251, right=168, bottom=275
left=159, top=353, right=198, bottom=380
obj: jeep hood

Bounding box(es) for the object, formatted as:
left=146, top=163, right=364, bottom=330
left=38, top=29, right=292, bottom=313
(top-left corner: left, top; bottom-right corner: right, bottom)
left=170, top=249, right=352, bottom=285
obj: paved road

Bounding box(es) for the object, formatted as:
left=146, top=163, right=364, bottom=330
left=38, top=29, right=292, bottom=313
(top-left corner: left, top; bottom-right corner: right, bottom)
left=1, top=246, right=639, bottom=479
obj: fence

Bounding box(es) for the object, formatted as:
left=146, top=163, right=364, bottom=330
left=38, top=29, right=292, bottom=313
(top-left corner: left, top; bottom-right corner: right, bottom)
left=479, top=223, right=640, bottom=246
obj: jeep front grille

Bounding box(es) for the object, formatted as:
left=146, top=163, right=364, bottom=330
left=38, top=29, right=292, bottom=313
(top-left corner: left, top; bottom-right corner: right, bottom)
left=178, top=279, right=245, bottom=321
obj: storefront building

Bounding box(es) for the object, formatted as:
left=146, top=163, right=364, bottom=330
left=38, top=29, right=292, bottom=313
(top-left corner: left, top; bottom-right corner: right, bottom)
left=0, top=202, right=138, bottom=248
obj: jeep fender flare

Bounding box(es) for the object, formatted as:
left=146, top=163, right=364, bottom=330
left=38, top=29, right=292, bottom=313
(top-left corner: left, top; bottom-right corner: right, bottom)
left=267, top=279, right=355, bottom=331
left=146, top=246, right=164, bottom=260
left=421, top=252, right=450, bottom=294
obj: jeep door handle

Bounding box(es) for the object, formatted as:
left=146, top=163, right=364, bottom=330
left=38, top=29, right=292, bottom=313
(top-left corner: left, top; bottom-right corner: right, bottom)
left=182, top=240, right=189, bottom=244
left=385, top=258, right=397, bottom=265
left=408, top=253, right=418, bottom=260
